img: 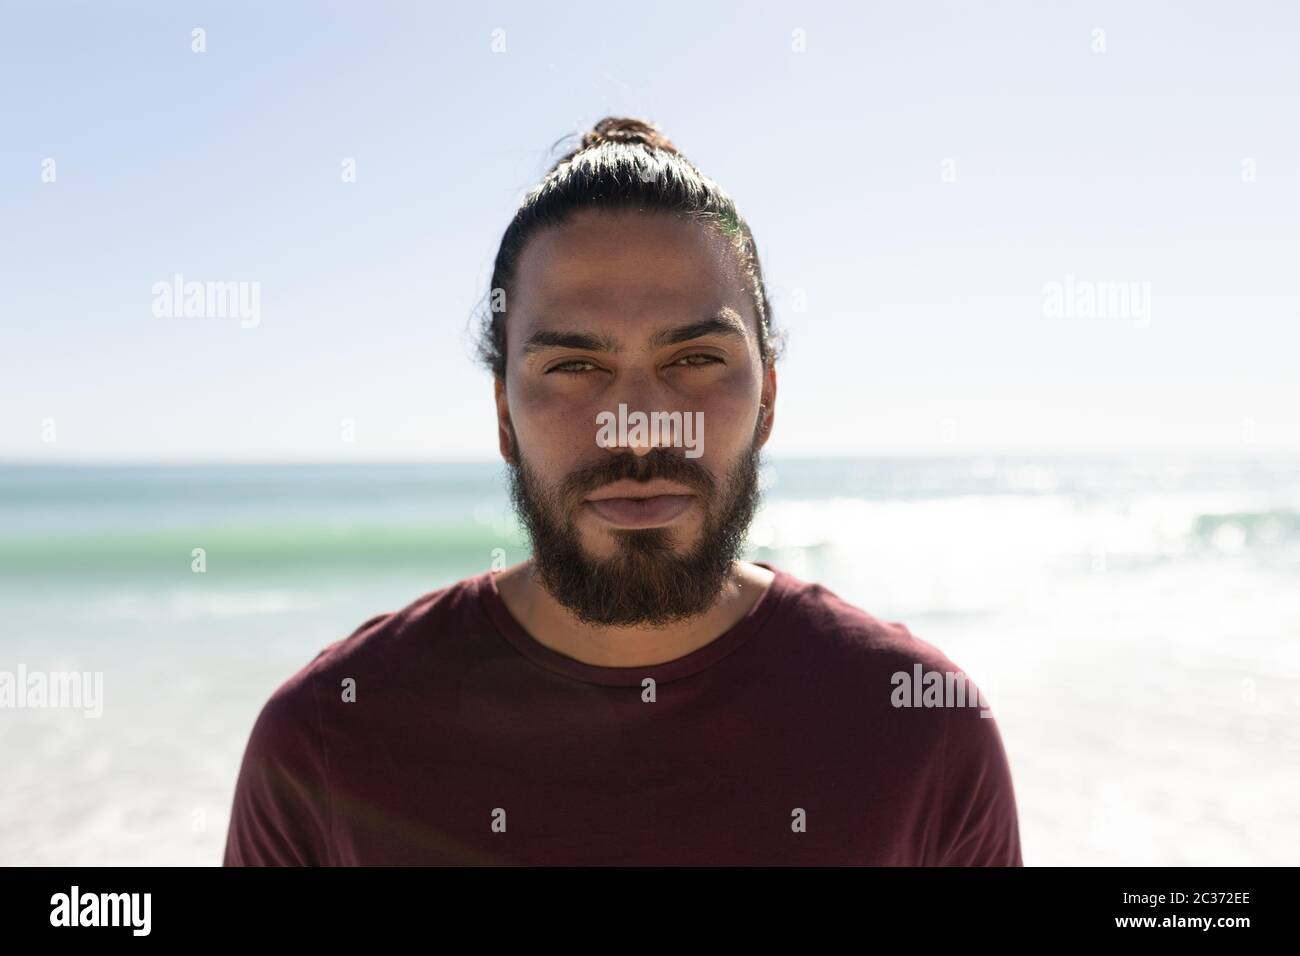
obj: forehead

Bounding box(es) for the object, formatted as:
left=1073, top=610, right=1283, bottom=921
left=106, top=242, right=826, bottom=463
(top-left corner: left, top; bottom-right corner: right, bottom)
left=509, top=208, right=757, bottom=343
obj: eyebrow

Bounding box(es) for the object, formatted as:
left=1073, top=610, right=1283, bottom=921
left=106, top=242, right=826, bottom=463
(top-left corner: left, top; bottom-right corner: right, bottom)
left=520, top=328, right=621, bottom=357
left=520, top=312, right=749, bottom=359
left=651, top=314, right=748, bottom=349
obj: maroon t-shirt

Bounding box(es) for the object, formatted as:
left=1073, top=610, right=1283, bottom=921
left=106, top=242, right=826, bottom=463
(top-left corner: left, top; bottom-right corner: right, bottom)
left=223, top=562, right=1023, bottom=865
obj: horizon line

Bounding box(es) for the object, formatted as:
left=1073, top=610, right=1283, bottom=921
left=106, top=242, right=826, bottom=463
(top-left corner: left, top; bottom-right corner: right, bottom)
left=4, top=449, right=1300, bottom=468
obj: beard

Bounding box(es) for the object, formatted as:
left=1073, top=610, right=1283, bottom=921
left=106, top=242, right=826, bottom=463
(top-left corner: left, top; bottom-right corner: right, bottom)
left=504, top=421, right=765, bottom=628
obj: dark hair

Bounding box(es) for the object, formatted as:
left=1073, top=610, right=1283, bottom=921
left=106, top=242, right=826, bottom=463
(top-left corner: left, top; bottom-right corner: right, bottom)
left=473, top=116, right=784, bottom=380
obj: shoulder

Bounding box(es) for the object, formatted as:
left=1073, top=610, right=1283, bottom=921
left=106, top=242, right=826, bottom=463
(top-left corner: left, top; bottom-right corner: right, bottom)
left=243, top=571, right=490, bottom=743
left=768, top=568, right=1021, bottom=864
left=770, top=566, right=961, bottom=677
left=292, top=571, right=491, bottom=683
left=766, top=566, right=1006, bottom=754
left=234, top=570, right=488, bottom=760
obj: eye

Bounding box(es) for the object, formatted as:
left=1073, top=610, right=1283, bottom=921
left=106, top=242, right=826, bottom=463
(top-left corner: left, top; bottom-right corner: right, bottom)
left=671, top=354, right=724, bottom=368
left=547, top=359, right=600, bottom=374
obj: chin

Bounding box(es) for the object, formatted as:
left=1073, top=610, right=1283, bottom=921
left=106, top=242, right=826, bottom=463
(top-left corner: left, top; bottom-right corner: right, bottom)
left=581, top=522, right=694, bottom=555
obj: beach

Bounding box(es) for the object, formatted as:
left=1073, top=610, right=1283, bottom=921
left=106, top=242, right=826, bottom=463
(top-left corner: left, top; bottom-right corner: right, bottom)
left=2, top=456, right=1297, bottom=865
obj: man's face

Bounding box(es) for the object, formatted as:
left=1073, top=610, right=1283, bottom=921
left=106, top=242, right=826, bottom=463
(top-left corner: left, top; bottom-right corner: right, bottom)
left=496, top=208, right=776, bottom=627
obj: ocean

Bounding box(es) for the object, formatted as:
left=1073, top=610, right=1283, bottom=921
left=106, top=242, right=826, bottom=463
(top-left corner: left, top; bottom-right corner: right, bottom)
left=2, top=456, right=1297, bottom=865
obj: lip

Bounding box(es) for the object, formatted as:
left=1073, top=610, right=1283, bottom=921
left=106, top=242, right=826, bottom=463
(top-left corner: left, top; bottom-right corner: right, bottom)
left=585, top=480, right=697, bottom=502
left=584, top=494, right=696, bottom=529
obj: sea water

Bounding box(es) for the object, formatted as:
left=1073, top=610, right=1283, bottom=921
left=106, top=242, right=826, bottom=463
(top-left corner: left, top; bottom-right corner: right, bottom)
left=1, top=456, right=1297, bottom=865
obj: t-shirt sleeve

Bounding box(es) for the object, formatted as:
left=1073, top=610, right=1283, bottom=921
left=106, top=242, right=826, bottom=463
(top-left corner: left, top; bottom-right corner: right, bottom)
left=935, top=699, right=1024, bottom=866
left=223, top=670, right=332, bottom=866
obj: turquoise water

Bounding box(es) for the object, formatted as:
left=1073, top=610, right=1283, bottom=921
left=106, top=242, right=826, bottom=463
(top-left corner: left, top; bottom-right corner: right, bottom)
left=5, top=456, right=1298, bottom=579
left=2, top=456, right=1299, bottom=865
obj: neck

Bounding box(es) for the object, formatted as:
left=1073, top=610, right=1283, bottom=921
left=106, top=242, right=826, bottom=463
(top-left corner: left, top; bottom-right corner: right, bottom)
left=494, top=558, right=774, bottom=669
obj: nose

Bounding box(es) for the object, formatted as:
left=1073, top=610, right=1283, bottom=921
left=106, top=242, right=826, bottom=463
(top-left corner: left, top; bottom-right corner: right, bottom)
left=607, top=376, right=683, bottom=458
left=625, top=411, right=673, bottom=457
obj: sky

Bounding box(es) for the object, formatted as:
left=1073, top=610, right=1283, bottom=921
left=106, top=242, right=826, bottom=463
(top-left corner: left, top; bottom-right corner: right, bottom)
left=2, top=0, right=1298, bottom=462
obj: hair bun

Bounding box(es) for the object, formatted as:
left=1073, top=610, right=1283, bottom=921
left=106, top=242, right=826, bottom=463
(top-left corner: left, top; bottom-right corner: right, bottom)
left=581, top=116, right=680, bottom=155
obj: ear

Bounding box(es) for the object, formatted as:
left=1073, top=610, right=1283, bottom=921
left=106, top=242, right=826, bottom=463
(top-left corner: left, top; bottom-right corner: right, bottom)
left=495, top=377, right=514, bottom=463
left=756, top=363, right=777, bottom=448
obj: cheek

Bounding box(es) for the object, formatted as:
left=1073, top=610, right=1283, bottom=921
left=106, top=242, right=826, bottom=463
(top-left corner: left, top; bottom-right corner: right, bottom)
left=511, top=372, right=600, bottom=419
left=696, top=373, right=761, bottom=449
left=509, top=378, right=602, bottom=460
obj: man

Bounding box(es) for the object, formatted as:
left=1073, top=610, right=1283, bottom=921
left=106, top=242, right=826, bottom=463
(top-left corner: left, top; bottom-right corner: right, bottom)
left=223, top=117, right=1023, bottom=866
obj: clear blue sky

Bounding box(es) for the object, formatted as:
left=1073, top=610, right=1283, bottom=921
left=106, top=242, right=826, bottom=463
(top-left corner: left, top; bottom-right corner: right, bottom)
left=2, top=1, right=1297, bottom=462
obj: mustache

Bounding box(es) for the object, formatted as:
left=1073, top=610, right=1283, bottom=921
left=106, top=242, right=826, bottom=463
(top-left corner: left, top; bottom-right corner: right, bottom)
left=558, top=448, right=715, bottom=502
